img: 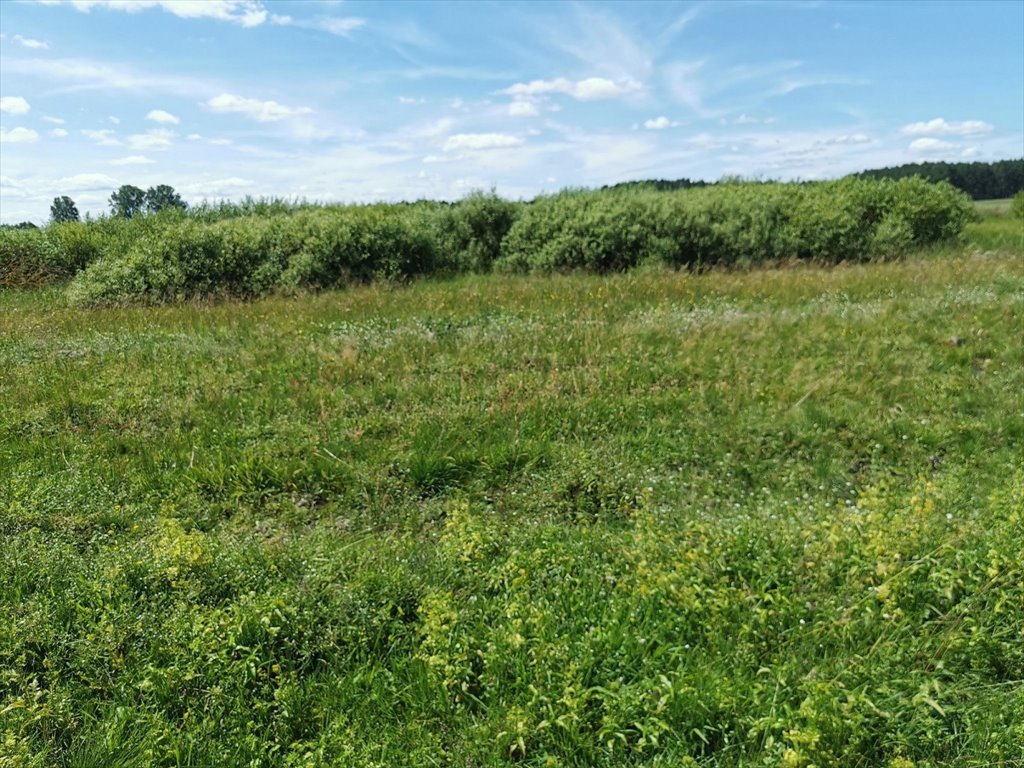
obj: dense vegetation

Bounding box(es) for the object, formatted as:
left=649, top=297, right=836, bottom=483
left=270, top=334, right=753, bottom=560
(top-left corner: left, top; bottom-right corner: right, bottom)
left=1, top=178, right=978, bottom=305
left=1, top=209, right=1021, bottom=764
left=853, top=158, right=1024, bottom=200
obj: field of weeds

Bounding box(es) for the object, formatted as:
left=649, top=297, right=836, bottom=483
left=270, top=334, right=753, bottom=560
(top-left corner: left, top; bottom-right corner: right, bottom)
left=1, top=221, right=1022, bottom=765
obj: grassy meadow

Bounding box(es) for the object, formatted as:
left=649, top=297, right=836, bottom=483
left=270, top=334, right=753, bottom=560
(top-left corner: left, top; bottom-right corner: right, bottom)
left=1, top=205, right=1023, bottom=766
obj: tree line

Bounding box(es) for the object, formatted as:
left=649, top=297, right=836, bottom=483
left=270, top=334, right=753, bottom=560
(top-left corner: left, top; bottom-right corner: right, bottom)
left=48, top=184, right=187, bottom=224
left=598, top=160, right=1023, bottom=200
left=852, top=159, right=1023, bottom=200
left=4, top=159, right=1020, bottom=230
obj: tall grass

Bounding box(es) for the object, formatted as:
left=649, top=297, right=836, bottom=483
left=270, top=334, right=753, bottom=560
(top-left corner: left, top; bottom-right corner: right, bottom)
left=2, top=251, right=1022, bottom=766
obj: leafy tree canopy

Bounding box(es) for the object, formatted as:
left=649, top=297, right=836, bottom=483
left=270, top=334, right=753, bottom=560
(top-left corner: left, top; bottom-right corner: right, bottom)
left=145, top=184, right=188, bottom=214
left=50, top=195, right=80, bottom=223
left=109, top=185, right=146, bottom=219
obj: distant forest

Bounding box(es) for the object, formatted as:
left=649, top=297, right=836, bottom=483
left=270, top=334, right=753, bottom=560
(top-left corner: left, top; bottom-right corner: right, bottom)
left=607, top=159, right=1024, bottom=201
left=852, top=159, right=1023, bottom=200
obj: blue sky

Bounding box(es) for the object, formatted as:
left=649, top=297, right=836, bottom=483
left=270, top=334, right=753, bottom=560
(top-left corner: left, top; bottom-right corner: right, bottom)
left=1, top=0, right=1022, bottom=223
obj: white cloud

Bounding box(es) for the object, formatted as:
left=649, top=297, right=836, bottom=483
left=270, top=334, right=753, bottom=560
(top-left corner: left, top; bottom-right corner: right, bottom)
left=49, top=128, right=69, bottom=137
left=961, top=146, right=981, bottom=158
left=499, top=76, right=642, bottom=101
left=146, top=109, right=181, bottom=124
left=14, top=34, right=49, bottom=49
left=110, top=155, right=156, bottom=165
left=508, top=101, right=539, bottom=117
left=0, top=97, right=31, bottom=115
left=35, top=0, right=269, bottom=28
left=0, top=127, right=40, bottom=143
left=82, top=128, right=120, bottom=145
left=43, top=116, right=65, bottom=124
left=205, top=93, right=312, bottom=122
left=909, top=137, right=955, bottom=154
left=444, top=133, right=523, bottom=151
left=643, top=116, right=678, bottom=130
left=178, top=177, right=254, bottom=197
left=408, top=117, right=455, bottom=141
left=575, top=77, right=641, bottom=100
left=108, top=115, right=121, bottom=124
left=900, top=118, right=994, bottom=137
left=127, top=129, right=174, bottom=150
left=57, top=173, right=119, bottom=191
left=399, top=96, right=426, bottom=105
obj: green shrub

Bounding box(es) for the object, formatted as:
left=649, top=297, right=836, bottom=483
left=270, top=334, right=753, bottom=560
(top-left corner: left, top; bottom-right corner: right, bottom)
left=0, top=228, right=54, bottom=288
left=435, top=192, right=522, bottom=272
left=52, top=179, right=980, bottom=304
left=1012, top=189, right=1024, bottom=220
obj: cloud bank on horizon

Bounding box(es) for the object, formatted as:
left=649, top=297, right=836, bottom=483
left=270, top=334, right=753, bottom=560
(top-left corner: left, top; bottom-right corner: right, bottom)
left=1, top=0, right=1022, bottom=222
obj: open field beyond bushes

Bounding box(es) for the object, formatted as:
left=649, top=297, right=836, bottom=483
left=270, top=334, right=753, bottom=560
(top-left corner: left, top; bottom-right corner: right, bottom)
left=1, top=201, right=1023, bottom=766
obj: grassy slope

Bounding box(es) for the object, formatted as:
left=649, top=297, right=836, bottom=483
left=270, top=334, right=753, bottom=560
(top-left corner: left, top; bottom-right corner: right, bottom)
left=1, top=229, right=1023, bottom=766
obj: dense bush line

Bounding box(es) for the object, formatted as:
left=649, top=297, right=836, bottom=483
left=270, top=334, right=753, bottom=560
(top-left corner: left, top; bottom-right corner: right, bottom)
left=497, top=178, right=974, bottom=273
left=1, top=179, right=977, bottom=304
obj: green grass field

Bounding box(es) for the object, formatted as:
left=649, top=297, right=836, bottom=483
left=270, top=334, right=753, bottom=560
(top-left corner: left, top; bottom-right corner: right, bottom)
left=973, top=198, right=1013, bottom=215
left=2, top=218, right=1023, bottom=766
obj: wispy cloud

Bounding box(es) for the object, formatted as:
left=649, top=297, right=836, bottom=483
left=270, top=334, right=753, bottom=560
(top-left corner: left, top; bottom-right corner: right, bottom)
left=732, top=113, right=775, bottom=125
left=42, top=116, right=65, bottom=124
left=3, top=57, right=216, bottom=97
left=31, top=0, right=269, bottom=28
left=270, top=14, right=366, bottom=37
left=444, top=133, right=523, bottom=151
left=664, top=60, right=710, bottom=117
left=178, top=177, right=255, bottom=197
left=110, top=155, right=156, bottom=166
left=49, top=128, right=68, bottom=137
left=127, top=129, right=174, bottom=151
left=508, top=101, right=540, bottom=117
left=771, top=76, right=869, bottom=96
left=57, top=172, right=120, bottom=191
left=81, top=128, right=120, bottom=145
left=900, top=118, right=994, bottom=137
left=546, top=4, right=653, bottom=83
left=205, top=93, right=313, bottom=122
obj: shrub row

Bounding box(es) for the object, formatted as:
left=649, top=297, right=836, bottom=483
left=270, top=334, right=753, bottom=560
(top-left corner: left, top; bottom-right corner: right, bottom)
left=498, top=178, right=976, bottom=272
left=0, top=180, right=976, bottom=303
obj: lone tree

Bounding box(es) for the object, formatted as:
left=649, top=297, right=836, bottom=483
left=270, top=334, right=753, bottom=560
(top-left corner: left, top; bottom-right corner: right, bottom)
left=109, top=184, right=146, bottom=219
left=50, top=195, right=80, bottom=223
left=145, top=184, right=187, bottom=214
